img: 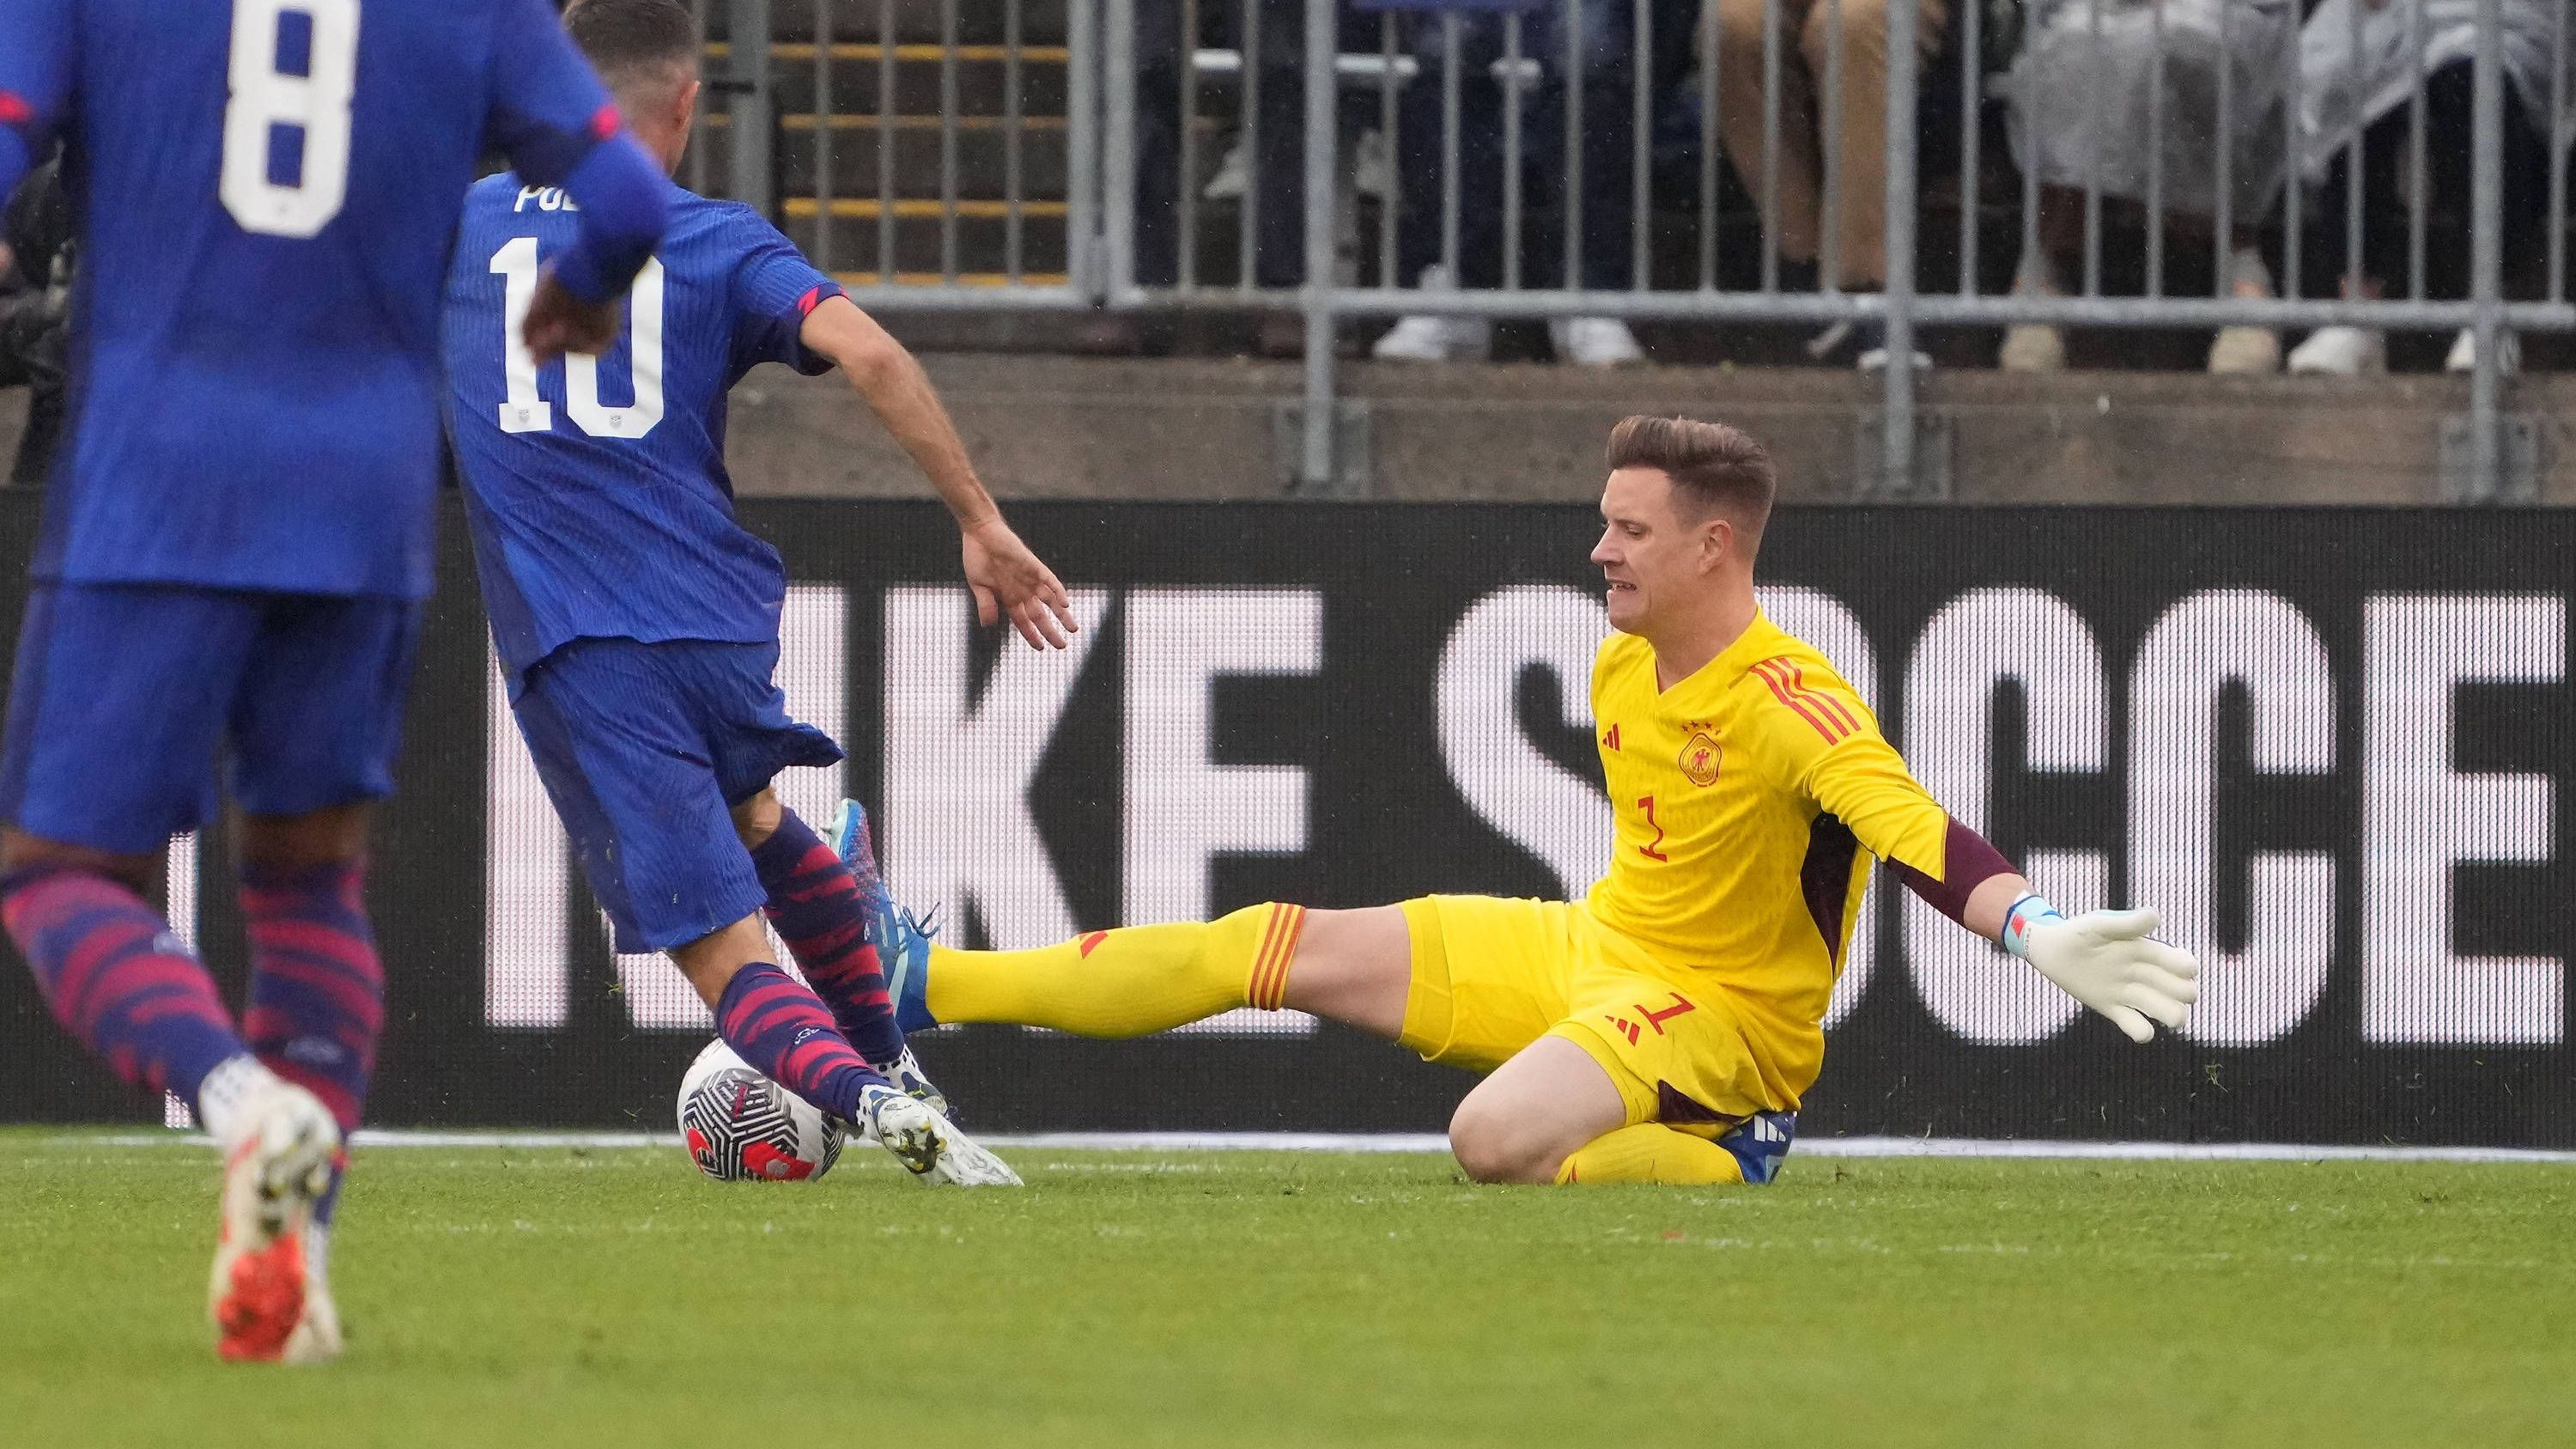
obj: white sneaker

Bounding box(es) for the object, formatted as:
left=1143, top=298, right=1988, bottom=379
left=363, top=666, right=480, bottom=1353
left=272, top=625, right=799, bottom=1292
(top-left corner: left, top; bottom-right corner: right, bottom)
left=1202, top=137, right=1248, bottom=202
left=2445, top=326, right=2520, bottom=375
left=1547, top=316, right=1645, bottom=367
left=207, top=1075, right=340, bottom=1362
left=280, top=1225, right=343, bottom=1366
left=2208, top=326, right=2281, bottom=374
left=1371, top=313, right=1492, bottom=362
left=1999, top=323, right=2065, bottom=372
left=2287, top=326, right=2385, bottom=375
left=863, top=1086, right=1022, bottom=1187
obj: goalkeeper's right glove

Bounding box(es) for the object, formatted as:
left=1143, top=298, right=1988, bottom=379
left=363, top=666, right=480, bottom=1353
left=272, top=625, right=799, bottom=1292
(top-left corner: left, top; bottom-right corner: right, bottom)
left=2002, top=897, right=2199, bottom=1044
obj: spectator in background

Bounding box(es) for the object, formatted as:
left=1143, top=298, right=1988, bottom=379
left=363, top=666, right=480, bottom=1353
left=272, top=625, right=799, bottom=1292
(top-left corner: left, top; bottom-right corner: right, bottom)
left=1127, top=0, right=1375, bottom=356
left=2288, top=0, right=2562, bottom=374
left=0, top=155, right=70, bottom=485
left=1702, top=0, right=1949, bottom=368
left=1997, top=0, right=2300, bottom=374
left=1371, top=0, right=1649, bottom=366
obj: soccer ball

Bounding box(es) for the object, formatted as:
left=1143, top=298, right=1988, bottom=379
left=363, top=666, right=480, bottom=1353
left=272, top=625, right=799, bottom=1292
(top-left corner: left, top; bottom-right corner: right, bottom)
left=676, top=1039, right=846, bottom=1183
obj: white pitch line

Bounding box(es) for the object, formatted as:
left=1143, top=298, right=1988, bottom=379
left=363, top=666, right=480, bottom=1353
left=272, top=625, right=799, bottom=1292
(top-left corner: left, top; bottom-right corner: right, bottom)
left=64, top=1129, right=2576, bottom=1165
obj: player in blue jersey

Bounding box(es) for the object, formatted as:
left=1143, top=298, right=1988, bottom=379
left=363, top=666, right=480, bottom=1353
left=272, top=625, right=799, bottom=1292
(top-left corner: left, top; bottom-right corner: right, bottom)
left=0, top=0, right=669, bottom=1362
left=442, top=0, right=1077, bottom=1187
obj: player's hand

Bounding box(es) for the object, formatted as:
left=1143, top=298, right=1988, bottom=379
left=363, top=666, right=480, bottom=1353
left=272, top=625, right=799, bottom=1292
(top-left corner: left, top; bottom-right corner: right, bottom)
left=521, top=271, right=623, bottom=364
left=961, top=517, right=1078, bottom=649
left=2021, top=909, right=2199, bottom=1044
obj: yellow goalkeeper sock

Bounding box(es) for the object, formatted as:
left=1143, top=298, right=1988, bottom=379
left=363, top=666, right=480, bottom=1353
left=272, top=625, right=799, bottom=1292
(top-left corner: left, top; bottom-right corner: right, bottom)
left=1554, top=1124, right=1746, bottom=1185
left=923, top=904, right=1306, bottom=1037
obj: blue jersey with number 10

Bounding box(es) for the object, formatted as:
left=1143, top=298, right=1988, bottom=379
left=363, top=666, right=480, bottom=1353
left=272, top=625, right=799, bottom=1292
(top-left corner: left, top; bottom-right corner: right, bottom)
left=442, top=173, right=847, bottom=679
left=0, top=0, right=665, bottom=600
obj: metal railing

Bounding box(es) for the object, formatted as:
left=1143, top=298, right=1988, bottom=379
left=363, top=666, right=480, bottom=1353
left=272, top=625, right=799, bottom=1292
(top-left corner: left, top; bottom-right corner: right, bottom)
left=699, top=0, right=1098, bottom=308
left=706, top=0, right=2574, bottom=502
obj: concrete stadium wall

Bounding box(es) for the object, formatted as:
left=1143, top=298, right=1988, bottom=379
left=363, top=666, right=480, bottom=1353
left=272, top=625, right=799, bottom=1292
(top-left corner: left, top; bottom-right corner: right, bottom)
left=9, top=358, right=2576, bottom=504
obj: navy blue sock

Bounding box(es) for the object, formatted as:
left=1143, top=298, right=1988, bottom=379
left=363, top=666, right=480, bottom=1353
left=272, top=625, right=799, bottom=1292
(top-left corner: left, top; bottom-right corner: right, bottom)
left=748, top=811, right=906, bottom=1066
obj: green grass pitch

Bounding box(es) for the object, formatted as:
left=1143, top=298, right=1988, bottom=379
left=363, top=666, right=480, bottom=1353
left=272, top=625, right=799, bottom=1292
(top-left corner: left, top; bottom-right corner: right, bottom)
left=3, top=1132, right=2572, bottom=1448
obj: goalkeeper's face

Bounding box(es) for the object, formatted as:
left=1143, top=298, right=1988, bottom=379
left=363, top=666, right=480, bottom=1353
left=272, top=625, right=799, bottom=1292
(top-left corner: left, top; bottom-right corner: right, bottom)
left=1592, top=466, right=1720, bottom=636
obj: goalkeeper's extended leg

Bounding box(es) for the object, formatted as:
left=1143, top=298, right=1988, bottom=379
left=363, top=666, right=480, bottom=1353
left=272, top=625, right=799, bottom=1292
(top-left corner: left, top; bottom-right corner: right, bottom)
left=880, top=898, right=1416, bottom=1042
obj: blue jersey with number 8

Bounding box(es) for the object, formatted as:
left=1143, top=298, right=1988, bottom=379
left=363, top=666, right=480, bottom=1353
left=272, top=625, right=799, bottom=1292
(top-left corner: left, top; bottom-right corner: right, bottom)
left=0, top=0, right=666, bottom=599
left=440, top=172, right=845, bottom=681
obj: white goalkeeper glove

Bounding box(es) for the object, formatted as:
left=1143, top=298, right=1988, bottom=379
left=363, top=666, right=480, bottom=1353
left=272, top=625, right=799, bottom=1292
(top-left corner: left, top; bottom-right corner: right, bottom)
left=2001, top=896, right=2199, bottom=1044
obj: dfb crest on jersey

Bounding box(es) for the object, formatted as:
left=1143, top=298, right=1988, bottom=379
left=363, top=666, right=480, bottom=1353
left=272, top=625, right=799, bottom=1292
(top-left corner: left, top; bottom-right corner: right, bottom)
left=1680, top=726, right=1723, bottom=788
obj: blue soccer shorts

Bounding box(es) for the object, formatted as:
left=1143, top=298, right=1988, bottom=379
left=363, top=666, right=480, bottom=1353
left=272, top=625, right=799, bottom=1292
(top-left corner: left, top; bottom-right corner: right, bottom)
left=508, top=636, right=843, bottom=955
left=0, top=582, right=423, bottom=855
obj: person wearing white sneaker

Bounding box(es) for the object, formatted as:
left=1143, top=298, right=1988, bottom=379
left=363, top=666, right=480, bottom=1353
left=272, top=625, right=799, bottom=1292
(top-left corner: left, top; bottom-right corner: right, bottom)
left=1996, top=0, right=2295, bottom=374
left=1382, top=0, right=1647, bottom=360
left=2299, top=3, right=2555, bottom=375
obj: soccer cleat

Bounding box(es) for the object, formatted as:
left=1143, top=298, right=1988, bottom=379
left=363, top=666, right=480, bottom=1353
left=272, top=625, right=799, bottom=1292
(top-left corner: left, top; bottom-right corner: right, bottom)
left=279, top=1226, right=343, bottom=1365
left=1718, top=1110, right=1795, bottom=1186
left=208, top=1081, right=341, bottom=1363
left=828, top=798, right=940, bottom=1037
left=880, top=1043, right=951, bottom=1121
left=860, top=1085, right=1022, bottom=1187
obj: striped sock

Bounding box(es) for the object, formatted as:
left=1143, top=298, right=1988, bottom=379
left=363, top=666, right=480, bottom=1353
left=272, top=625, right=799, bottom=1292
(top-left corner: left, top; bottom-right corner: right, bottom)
left=2, top=865, right=247, bottom=1106
left=748, top=811, right=903, bottom=1067
left=240, top=859, right=383, bottom=1228
left=714, top=962, right=890, bottom=1123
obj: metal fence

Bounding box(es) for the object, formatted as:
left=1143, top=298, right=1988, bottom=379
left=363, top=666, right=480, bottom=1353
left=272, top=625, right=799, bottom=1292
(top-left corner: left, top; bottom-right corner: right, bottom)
left=699, top=0, right=2576, bottom=501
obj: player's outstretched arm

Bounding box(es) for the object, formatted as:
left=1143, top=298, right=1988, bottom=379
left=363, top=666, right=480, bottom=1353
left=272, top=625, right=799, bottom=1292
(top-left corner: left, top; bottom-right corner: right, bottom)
left=799, top=295, right=1078, bottom=649
left=1771, top=680, right=2199, bottom=1042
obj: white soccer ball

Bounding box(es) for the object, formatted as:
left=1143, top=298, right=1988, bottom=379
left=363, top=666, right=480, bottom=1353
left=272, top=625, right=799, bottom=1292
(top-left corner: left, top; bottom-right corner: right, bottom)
left=676, top=1038, right=846, bottom=1183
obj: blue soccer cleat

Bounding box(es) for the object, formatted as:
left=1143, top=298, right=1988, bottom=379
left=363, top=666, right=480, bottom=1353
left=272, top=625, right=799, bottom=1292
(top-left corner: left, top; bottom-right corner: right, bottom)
left=1719, top=1110, right=1796, bottom=1185
left=824, top=801, right=944, bottom=1043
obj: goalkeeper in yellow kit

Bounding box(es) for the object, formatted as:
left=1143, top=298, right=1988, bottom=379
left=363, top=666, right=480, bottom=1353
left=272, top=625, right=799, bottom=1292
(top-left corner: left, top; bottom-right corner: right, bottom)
left=851, top=416, right=2201, bottom=1185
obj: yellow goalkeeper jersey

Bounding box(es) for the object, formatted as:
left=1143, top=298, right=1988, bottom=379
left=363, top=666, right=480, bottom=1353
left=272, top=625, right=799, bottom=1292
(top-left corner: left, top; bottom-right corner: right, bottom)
left=1583, top=611, right=1952, bottom=1036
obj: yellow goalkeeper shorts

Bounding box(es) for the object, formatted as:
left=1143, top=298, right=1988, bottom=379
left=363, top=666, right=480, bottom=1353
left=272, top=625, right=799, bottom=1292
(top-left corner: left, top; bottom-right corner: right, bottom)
left=1394, top=894, right=1790, bottom=1133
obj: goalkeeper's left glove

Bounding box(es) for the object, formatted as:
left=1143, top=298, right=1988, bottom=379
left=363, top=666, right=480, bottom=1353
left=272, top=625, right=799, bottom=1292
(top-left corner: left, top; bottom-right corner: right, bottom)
left=2001, top=897, right=2199, bottom=1044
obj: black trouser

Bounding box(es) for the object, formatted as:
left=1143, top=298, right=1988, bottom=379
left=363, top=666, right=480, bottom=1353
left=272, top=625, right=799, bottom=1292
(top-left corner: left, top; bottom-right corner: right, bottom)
left=1390, top=0, right=1641, bottom=291
left=2307, top=62, right=2553, bottom=300
left=1131, top=0, right=1376, bottom=288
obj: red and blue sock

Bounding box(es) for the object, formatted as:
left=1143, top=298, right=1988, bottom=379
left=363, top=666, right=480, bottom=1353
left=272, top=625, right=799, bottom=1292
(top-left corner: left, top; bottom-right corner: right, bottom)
left=2, top=864, right=247, bottom=1109
left=240, top=858, right=382, bottom=1228
left=748, top=811, right=905, bottom=1067
left=714, top=961, right=890, bottom=1123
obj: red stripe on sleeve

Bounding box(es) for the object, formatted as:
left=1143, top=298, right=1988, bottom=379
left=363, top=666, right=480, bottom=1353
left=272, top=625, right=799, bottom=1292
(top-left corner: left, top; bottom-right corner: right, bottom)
left=1787, top=662, right=1862, bottom=735
left=0, top=91, right=31, bottom=126
left=796, top=285, right=824, bottom=317
left=588, top=103, right=623, bottom=141
left=1756, top=660, right=1844, bottom=743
